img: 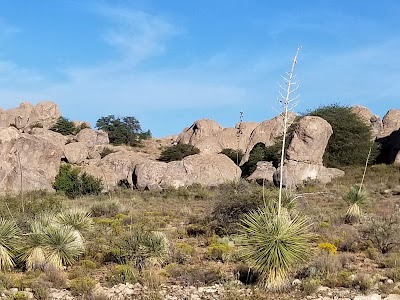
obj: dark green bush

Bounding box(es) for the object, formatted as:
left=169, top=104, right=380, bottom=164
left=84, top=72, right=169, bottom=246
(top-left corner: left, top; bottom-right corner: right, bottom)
left=209, top=181, right=265, bottom=235
left=96, top=115, right=151, bottom=146
left=305, top=104, right=376, bottom=167
left=100, top=147, right=115, bottom=159
left=50, top=117, right=77, bottom=136
left=53, top=164, right=102, bottom=198
left=220, top=148, right=243, bottom=165
left=158, top=144, right=200, bottom=162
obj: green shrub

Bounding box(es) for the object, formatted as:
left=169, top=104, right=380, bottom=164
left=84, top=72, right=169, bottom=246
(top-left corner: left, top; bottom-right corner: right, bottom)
left=50, top=116, right=77, bottom=136
left=207, top=242, right=232, bottom=261
left=362, top=213, right=400, bottom=254
left=69, top=276, right=96, bottom=296
left=301, top=277, right=321, bottom=295
left=210, top=181, right=264, bottom=235
left=305, top=104, right=376, bottom=167
left=53, top=164, right=102, bottom=198
left=90, top=202, right=120, bottom=217
left=158, top=144, right=200, bottom=162
left=106, top=264, right=139, bottom=286
left=112, top=228, right=169, bottom=269
left=96, top=115, right=151, bottom=146
left=186, top=224, right=207, bottom=237
left=220, top=148, right=243, bottom=165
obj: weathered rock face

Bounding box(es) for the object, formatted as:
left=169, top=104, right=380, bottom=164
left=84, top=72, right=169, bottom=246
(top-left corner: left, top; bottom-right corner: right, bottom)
left=240, top=113, right=296, bottom=165
left=286, top=116, right=332, bottom=165
left=64, top=142, right=89, bottom=165
left=177, top=119, right=259, bottom=155
left=273, top=116, right=344, bottom=186
left=83, top=151, right=149, bottom=190
left=30, top=128, right=67, bottom=149
left=379, top=109, right=400, bottom=138
left=76, top=128, right=109, bottom=147
left=274, top=160, right=345, bottom=188
left=351, top=105, right=382, bottom=137
left=134, top=154, right=241, bottom=190
left=0, top=127, right=64, bottom=195
left=177, top=119, right=223, bottom=145
left=0, top=101, right=61, bottom=130
left=247, top=161, right=276, bottom=183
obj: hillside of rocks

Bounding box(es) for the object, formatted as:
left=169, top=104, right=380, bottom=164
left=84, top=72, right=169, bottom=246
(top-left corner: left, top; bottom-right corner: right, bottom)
left=0, top=101, right=399, bottom=195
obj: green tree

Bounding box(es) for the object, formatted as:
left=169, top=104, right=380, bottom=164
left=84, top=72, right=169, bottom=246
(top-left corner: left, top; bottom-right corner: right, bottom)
left=53, top=164, right=102, bottom=198
left=305, top=104, right=376, bottom=167
left=96, top=115, right=151, bottom=146
left=50, top=117, right=77, bottom=136
left=220, top=148, right=244, bottom=165
left=158, top=144, right=200, bottom=162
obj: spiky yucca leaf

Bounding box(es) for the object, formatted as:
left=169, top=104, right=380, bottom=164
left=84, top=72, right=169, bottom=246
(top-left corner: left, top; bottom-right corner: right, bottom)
left=0, top=218, right=19, bottom=271
left=239, top=206, right=313, bottom=290
left=25, top=246, right=46, bottom=271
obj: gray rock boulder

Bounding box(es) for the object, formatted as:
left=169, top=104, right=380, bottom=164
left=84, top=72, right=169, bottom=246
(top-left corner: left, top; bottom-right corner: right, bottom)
left=64, top=142, right=89, bottom=165
left=274, top=160, right=345, bottom=188
left=134, top=154, right=241, bottom=190
left=379, top=109, right=400, bottom=138
left=286, top=116, right=332, bottom=164
left=76, top=128, right=109, bottom=147
left=0, top=127, right=64, bottom=195
left=240, top=113, right=296, bottom=165
left=395, top=150, right=400, bottom=167
left=0, top=101, right=61, bottom=130
left=177, top=119, right=223, bottom=145
left=83, top=151, right=149, bottom=190
left=351, top=105, right=382, bottom=137
left=274, top=116, right=344, bottom=187
left=247, top=161, right=276, bottom=183
left=30, top=128, right=67, bottom=149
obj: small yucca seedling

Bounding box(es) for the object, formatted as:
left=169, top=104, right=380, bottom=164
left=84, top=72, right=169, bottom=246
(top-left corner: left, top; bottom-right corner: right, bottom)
left=344, top=185, right=367, bottom=224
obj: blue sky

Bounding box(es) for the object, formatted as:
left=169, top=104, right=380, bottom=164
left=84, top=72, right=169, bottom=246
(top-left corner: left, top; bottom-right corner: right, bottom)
left=0, top=1, right=399, bottom=137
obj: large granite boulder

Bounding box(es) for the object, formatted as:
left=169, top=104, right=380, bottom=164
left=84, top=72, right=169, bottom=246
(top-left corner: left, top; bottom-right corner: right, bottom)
left=395, top=150, right=400, bottom=167
left=274, top=116, right=344, bottom=186
left=0, top=101, right=61, bottom=130
left=64, top=142, right=89, bottom=165
left=247, top=161, right=276, bottom=183
left=286, top=116, right=332, bottom=164
left=82, top=151, right=149, bottom=190
left=379, top=109, right=400, bottom=138
left=134, top=154, right=241, bottom=190
left=0, top=127, right=64, bottom=194
left=351, top=105, right=382, bottom=137
left=240, top=113, right=296, bottom=165
left=75, top=128, right=109, bottom=147
left=177, top=119, right=259, bottom=155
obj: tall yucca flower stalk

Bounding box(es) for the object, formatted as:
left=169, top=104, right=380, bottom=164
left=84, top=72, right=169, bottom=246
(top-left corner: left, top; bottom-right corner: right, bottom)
left=0, top=218, right=19, bottom=271
left=239, top=48, right=313, bottom=290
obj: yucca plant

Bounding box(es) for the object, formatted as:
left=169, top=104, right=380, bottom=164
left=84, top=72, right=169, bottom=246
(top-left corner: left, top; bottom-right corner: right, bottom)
left=55, top=209, right=93, bottom=247
left=21, top=213, right=87, bottom=270
left=239, top=48, right=314, bottom=290
left=344, top=185, right=367, bottom=224
left=0, top=218, right=19, bottom=271
left=239, top=205, right=313, bottom=290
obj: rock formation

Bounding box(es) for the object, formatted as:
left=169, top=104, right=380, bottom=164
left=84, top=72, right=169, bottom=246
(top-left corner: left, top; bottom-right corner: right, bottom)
left=240, top=113, right=296, bottom=165
left=0, top=101, right=61, bottom=130
left=379, top=109, right=400, bottom=138
left=134, top=154, right=241, bottom=190
left=176, top=119, right=259, bottom=154
left=0, top=127, right=64, bottom=195
left=247, top=161, right=276, bottom=184
left=273, top=116, right=344, bottom=187
left=351, top=105, right=382, bottom=137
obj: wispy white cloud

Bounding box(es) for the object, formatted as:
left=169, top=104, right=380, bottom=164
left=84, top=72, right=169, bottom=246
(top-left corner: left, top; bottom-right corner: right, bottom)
left=94, top=4, right=178, bottom=65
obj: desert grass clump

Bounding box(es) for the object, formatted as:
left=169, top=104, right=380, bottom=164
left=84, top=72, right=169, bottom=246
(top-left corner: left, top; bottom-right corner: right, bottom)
left=0, top=218, right=19, bottom=271
left=344, top=186, right=367, bottom=224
